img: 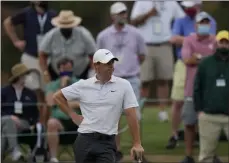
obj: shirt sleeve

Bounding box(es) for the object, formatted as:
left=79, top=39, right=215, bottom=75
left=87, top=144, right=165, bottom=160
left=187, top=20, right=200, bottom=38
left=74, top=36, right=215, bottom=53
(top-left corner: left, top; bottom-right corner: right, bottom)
left=61, top=80, right=82, bottom=101
left=130, top=1, right=144, bottom=20
left=210, top=18, right=217, bottom=35
left=173, top=2, right=185, bottom=19
left=172, top=18, right=182, bottom=36
left=81, top=27, right=97, bottom=55
left=136, top=31, right=147, bottom=55
left=181, top=37, right=193, bottom=60
left=39, top=29, right=54, bottom=54
left=11, top=8, right=27, bottom=26
left=193, top=61, right=205, bottom=112
left=123, top=81, right=139, bottom=110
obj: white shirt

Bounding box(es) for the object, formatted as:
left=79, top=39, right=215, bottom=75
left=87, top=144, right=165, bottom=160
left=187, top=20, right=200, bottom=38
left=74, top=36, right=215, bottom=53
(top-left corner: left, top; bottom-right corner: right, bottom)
left=61, top=75, right=139, bottom=135
left=131, top=1, right=185, bottom=43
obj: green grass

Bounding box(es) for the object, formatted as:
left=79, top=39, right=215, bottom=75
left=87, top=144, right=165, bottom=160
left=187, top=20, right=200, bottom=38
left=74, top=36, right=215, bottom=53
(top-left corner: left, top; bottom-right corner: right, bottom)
left=4, top=107, right=228, bottom=162
left=119, top=107, right=229, bottom=156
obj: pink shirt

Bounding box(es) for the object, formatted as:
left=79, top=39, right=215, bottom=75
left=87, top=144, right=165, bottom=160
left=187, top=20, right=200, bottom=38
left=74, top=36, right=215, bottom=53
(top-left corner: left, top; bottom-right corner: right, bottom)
left=182, top=34, right=216, bottom=97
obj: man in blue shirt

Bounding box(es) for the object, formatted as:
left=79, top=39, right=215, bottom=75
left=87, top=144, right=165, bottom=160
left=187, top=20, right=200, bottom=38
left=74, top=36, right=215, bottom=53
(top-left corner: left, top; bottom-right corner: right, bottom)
left=167, top=0, right=216, bottom=151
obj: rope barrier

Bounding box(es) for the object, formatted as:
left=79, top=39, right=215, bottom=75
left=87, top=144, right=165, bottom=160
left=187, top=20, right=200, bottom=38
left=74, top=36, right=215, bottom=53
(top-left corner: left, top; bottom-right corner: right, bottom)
left=1, top=98, right=171, bottom=107
left=1, top=131, right=79, bottom=138
left=2, top=96, right=170, bottom=137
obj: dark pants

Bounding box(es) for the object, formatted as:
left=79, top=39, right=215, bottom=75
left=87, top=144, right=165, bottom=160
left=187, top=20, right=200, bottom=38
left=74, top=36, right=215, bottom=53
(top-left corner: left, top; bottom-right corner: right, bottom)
left=73, top=133, right=116, bottom=163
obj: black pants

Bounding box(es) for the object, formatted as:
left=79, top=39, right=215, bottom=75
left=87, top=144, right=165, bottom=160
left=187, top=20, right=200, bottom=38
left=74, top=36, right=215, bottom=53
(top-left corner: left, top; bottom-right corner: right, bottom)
left=73, top=133, right=116, bottom=163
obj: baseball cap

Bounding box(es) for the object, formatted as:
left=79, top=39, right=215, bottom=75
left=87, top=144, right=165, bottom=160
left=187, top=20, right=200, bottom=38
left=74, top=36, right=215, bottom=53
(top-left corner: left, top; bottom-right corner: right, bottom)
left=216, top=30, right=229, bottom=41
left=181, top=0, right=202, bottom=8
left=110, top=2, right=127, bottom=15
left=93, top=49, right=118, bottom=64
left=195, top=11, right=210, bottom=23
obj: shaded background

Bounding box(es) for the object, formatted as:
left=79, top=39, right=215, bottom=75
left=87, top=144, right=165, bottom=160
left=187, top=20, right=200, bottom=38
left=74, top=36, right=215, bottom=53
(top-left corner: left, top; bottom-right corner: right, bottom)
left=1, top=1, right=229, bottom=98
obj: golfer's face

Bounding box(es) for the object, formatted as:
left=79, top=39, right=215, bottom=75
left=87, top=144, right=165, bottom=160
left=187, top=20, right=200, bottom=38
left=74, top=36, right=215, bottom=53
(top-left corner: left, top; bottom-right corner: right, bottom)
left=98, top=60, right=114, bottom=77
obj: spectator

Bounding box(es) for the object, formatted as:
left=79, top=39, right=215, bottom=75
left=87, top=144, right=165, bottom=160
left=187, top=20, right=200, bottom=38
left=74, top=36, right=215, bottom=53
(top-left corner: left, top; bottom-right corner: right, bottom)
left=96, top=2, right=147, bottom=162
left=131, top=0, right=185, bottom=122
left=167, top=0, right=217, bottom=149
left=181, top=12, right=216, bottom=163
left=3, top=2, right=57, bottom=125
left=45, top=57, right=81, bottom=163
left=39, top=10, right=97, bottom=83
left=194, top=30, right=229, bottom=163
left=1, top=63, right=39, bottom=161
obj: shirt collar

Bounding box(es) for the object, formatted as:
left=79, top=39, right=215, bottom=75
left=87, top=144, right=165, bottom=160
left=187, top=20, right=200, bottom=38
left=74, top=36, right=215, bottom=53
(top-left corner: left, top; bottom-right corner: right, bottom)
left=111, top=25, right=128, bottom=33
left=93, top=75, right=116, bottom=83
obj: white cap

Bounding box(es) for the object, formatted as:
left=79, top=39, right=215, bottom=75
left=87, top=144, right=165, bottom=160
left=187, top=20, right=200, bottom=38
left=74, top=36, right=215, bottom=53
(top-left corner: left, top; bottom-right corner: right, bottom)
left=181, top=0, right=202, bottom=8
left=110, top=2, right=127, bottom=15
left=195, top=11, right=210, bottom=23
left=93, top=49, right=118, bottom=64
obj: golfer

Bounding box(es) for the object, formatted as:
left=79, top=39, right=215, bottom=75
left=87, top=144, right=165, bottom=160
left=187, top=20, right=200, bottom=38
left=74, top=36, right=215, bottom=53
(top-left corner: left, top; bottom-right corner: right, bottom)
left=53, top=49, right=144, bottom=163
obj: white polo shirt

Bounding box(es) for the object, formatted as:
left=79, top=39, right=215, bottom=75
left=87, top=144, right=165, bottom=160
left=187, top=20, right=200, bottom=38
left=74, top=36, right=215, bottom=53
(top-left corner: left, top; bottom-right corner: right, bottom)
left=131, top=1, right=185, bottom=43
left=61, top=75, right=139, bottom=135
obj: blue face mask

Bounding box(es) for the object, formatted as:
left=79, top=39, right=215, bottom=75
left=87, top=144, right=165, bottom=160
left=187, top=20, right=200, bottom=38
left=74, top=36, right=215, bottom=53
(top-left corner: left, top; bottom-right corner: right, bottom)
left=59, top=71, right=73, bottom=77
left=197, top=24, right=211, bottom=35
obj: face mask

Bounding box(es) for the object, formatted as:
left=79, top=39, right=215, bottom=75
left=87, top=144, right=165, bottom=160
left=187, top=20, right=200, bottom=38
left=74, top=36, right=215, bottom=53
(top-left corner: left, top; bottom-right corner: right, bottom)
left=60, top=28, right=73, bottom=39
left=60, top=71, right=73, bottom=77
left=216, top=48, right=229, bottom=57
left=197, top=24, right=211, bottom=35
left=114, top=16, right=127, bottom=26
left=184, top=8, right=197, bottom=18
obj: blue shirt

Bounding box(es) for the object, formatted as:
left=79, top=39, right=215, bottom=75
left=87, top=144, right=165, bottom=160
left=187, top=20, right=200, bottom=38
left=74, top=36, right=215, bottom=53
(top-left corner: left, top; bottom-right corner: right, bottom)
left=11, top=7, right=57, bottom=57
left=172, top=15, right=217, bottom=59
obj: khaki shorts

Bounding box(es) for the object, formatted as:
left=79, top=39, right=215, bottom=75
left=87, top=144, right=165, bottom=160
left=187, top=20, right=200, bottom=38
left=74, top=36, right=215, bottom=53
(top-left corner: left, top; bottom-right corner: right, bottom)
left=21, top=53, right=45, bottom=90
left=140, top=44, right=174, bottom=82
left=171, top=60, right=186, bottom=101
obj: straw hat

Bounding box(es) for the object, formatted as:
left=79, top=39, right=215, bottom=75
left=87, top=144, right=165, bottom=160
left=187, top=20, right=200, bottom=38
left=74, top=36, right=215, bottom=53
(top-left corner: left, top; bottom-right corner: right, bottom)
left=51, top=10, right=82, bottom=28
left=9, top=63, right=31, bottom=82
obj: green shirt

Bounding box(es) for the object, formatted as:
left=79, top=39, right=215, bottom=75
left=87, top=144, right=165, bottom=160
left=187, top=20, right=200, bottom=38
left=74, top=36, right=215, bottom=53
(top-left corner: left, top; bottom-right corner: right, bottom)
left=45, top=77, right=81, bottom=120
left=193, top=54, right=229, bottom=115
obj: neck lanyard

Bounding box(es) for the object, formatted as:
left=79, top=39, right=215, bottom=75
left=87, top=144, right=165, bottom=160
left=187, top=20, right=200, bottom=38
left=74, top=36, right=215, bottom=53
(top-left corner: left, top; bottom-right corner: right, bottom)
left=38, top=13, right=47, bottom=34
left=15, top=89, right=22, bottom=101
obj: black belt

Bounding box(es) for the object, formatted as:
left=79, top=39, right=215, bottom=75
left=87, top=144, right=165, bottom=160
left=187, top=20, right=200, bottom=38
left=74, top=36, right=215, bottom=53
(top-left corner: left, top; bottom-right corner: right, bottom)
left=146, top=42, right=170, bottom=46
left=80, top=132, right=115, bottom=141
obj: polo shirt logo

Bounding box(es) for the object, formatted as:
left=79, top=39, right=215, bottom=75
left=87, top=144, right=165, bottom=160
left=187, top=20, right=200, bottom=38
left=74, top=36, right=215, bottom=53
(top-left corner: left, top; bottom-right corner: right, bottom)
left=111, top=90, right=116, bottom=92
left=105, top=52, right=110, bottom=55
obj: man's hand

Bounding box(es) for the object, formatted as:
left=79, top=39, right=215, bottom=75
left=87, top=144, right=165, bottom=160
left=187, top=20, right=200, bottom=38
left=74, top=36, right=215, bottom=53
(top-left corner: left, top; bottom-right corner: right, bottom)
left=130, top=144, right=144, bottom=162
left=147, top=7, right=157, bottom=18
left=198, top=111, right=204, bottom=118
left=60, top=76, right=71, bottom=88
left=131, top=7, right=157, bottom=26
left=13, top=40, right=26, bottom=52
left=70, top=112, right=84, bottom=126
left=11, top=115, right=21, bottom=128
left=183, top=53, right=202, bottom=65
